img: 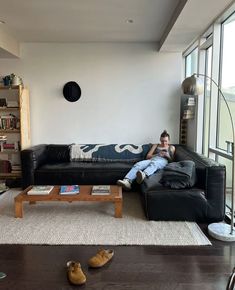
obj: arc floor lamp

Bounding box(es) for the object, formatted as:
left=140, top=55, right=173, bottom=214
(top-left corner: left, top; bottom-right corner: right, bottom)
left=182, top=73, right=235, bottom=241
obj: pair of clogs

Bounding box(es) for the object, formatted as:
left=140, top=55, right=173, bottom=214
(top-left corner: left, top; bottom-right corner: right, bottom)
left=67, top=249, right=114, bottom=285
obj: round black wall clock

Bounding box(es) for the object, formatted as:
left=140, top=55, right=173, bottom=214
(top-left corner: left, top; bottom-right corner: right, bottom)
left=63, top=81, right=81, bottom=102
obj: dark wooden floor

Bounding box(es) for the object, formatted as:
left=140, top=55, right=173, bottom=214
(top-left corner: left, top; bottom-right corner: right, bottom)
left=0, top=225, right=234, bottom=290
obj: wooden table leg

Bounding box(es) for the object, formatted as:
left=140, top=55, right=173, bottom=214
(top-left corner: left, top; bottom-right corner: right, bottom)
left=15, top=199, right=23, bottom=218
left=115, top=200, right=122, bottom=218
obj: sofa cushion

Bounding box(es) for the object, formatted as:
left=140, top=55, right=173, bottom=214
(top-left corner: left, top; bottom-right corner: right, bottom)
left=70, top=144, right=151, bottom=162
left=140, top=188, right=207, bottom=221
left=46, top=144, right=71, bottom=163
left=140, top=171, right=164, bottom=191
left=160, top=160, right=196, bottom=189
left=35, top=162, right=133, bottom=185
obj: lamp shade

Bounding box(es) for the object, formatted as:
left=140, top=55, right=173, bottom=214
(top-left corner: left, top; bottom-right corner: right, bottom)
left=181, top=74, right=204, bottom=95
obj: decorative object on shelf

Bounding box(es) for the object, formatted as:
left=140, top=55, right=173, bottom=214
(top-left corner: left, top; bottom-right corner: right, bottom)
left=63, top=81, right=81, bottom=102
left=2, top=74, right=23, bottom=87
left=181, top=73, right=235, bottom=241
left=2, top=75, right=11, bottom=86
left=11, top=74, right=23, bottom=86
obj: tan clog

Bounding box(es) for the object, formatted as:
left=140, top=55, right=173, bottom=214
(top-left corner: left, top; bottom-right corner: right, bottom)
left=88, top=249, right=114, bottom=268
left=67, top=261, right=86, bottom=285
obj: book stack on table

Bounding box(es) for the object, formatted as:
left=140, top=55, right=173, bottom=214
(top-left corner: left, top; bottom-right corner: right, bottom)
left=91, top=185, right=110, bottom=195
left=27, top=186, right=54, bottom=195
left=60, top=185, right=80, bottom=195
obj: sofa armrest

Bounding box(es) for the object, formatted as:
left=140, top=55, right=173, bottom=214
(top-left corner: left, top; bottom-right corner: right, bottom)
left=175, top=145, right=226, bottom=221
left=21, top=144, right=48, bottom=189
left=206, top=166, right=226, bottom=222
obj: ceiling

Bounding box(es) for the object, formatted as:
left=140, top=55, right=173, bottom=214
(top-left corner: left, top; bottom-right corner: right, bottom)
left=0, top=0, right=234, bottom=57
left=0, top=0, right=182, bottom=42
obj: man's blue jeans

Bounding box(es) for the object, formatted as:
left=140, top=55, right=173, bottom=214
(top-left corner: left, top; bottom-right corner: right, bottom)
left=125, top=156, right=168, bottom=181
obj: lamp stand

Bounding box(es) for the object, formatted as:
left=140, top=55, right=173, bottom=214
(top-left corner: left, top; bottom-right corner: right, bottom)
left=182, top=73, right=235, bottom=241
left=208, top=223, right=235, bottom=242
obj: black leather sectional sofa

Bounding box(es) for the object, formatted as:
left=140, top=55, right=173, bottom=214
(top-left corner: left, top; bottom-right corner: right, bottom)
left=21, top=144, right=225, bottom=222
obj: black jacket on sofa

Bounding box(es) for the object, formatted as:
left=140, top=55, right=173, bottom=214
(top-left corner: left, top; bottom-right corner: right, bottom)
left=21, top=144, right=226, bottom=222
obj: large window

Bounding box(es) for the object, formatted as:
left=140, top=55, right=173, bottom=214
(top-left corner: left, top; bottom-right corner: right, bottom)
left=217, top=12, right=235, bottom=152
left=185, top=48, right=198, bottom=77
left=183, top=7, right=235, bottom=222
left=202, top=46, right=212, bottom=156
left=218, top=12, right=235, bottom=214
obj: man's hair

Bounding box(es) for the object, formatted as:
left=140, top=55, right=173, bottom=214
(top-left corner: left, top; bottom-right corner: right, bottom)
left=160, top=130, right=170, bottom=140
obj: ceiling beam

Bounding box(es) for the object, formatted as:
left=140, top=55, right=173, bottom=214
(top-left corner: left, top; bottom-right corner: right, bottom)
left=159, top=0, right=234, bottom=52
left=0, top=26, right=20, bottom=58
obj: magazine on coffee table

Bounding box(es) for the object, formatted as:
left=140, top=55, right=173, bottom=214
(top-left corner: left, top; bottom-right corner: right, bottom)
left=91, top=185, right=110, bottom=195
left=28, top=185, right=54, bottom=195
left=60, top=185, right=80, bottom=195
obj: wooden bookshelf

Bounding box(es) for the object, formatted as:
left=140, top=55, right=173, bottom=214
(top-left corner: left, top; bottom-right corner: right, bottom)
left=0, top=85, right=30, bottom=183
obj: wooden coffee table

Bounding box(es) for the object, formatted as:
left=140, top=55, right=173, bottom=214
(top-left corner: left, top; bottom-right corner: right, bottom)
left=14, top=185, right=122, bottom=218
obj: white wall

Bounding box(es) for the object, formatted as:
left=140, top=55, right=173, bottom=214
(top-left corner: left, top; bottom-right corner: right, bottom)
left=0, top=42, right=182, bottom=145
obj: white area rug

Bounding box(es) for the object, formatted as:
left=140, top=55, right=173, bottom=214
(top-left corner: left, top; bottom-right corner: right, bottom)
left=0, top=190, right=211, bottom=246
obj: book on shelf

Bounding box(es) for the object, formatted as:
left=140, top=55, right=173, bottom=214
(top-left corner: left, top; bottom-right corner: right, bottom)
left=27, top=185, right=54, bottom=195
left=91, top=185, right=111, bottom=195
left=186, top=97, right=195, bottom=106
left=11, top=171, right=21, bottom=175
left=0, top=98, right=7, bottom=107
left=0, top=135, right=7, bottom=141
left=0, top=142, right=19, bottom=152
left=0, top=114, right=19, bottom=130
left=7, top=101, right=18, bottom=108
left=60, top=185, right=80, bottom=195
left=11, top=164, right=21, bottom=170
left=0, top=160, right=11, bottom=173
left=11, top=164, right=21, bottom=174
left=183, top=109, right=194, bottom=119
